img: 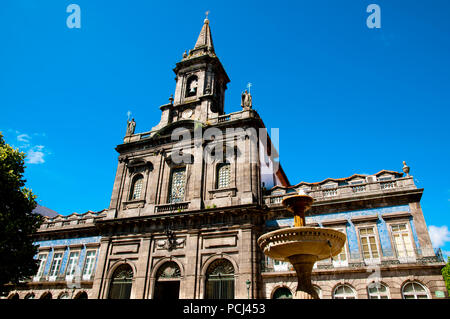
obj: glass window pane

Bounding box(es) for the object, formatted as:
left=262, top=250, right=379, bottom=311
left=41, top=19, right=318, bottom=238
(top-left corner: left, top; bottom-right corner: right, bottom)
left=217, top=164, right=230, bottom=189
left=403, top=284, right=414, bottom=293
left=131, top=176, right=143, bottom=200
left=413, top=283, right=425, bottom=292
left=169, top=168, right=186, bottom=203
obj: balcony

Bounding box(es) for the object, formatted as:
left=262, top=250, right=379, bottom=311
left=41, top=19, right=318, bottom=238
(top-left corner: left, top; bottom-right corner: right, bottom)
left=261, top=247, right=444, bottom=274
left=155, top=201, right=190, bottom=213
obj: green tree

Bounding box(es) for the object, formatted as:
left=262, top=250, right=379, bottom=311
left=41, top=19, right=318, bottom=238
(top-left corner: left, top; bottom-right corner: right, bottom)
left=442, top=257, right=450, bottom=296
left=0, top=132, right=43, bottom=294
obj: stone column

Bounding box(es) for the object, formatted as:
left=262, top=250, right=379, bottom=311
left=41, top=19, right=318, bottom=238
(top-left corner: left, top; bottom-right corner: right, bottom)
left=107, top=161, right=127, bottom=219
left=409, top=202, right=434, bottom=256
left=132, top=236, right=152, bottom=298
left=288, top=254, right=319, bottom=299
left=183, top=230, right=200, bottom=298
left=238, top=226, right=253, bottom=299
left=91, top=238, right=111, bottom=299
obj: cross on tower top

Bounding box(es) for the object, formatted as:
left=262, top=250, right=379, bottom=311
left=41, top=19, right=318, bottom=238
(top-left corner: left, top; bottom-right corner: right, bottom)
left=247, top=82, right=252, bottom=94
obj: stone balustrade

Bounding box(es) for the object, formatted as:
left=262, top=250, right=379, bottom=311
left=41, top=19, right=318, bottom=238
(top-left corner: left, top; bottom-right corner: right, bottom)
left=264, top=177, right=417, bottom=207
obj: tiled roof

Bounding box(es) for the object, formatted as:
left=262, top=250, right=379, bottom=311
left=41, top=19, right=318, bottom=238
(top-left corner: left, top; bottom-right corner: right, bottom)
left=32, top=204, right=58, bottom=218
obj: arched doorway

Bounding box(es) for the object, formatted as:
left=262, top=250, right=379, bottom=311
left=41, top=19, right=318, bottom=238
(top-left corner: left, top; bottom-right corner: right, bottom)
left=154, top=261, right=181, bottom=300
left=108, top=264, right=133, bottom=299
left=272, top=287, right=292, bottom=299
left=205, top=259, right=235, bottom=299
left=8, top=293, right=19, bottom=300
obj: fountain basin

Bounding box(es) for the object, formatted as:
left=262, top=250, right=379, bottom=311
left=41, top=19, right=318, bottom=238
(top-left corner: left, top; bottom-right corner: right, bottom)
left=258, top=227, right=346, bottom=262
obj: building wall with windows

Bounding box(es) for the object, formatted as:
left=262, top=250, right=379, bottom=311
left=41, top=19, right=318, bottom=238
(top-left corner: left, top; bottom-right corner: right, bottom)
left=261, top=172, right=447, bottom=299
left=7, top=212, right=104, bottom=299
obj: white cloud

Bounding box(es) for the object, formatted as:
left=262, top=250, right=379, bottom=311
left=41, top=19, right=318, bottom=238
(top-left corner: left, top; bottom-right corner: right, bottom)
left=428, top=225, right=450, bottom=248
left=5, top=130, right=49, bottom=165
left=17, top=133, right=31, bottom=143
left=442, top=251, right=450, bottom=261
left=26, top=145, right=45, bottom=164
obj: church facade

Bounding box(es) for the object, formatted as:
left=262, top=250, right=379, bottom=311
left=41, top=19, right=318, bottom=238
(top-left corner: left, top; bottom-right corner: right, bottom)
left=6, top=18, right=447, bottom=300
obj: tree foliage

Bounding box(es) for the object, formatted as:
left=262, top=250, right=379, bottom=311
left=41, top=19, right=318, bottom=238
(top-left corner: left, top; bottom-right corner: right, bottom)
left=442, top=257, right=450, bottom=296
left=0, top=132, right=43, bottom=294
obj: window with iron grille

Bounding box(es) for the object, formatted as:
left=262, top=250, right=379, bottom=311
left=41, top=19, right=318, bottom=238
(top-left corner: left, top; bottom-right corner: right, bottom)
left=169, top=167, right=186, bottom=203
left=130, top=175, right=144, bottom=200
left=217, top=163, right=230, bottom=189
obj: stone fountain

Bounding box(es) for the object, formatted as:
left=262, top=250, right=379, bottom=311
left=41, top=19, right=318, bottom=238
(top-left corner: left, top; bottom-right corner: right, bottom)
left=258, top=191, right=347, bottom=299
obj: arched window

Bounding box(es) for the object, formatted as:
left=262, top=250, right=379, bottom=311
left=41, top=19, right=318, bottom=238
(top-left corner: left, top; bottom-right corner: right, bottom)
left=205, top=259, right=235, bottom=299
left=154, top=261, right=181, bottom=300
left=186, top=76, right=198, bottom=97
left=402, top=282, right=430, bottom=299
left=129, top=175, right=144, bottom=200
left=108, top=264, right=134, bottom=299
left=8, top=293, right=19, bottom=300
left=24, top=293, right=35, bottom=299
left=333, top=284, right=356, bottom=299
left=58, top=292, right=70, bottom=299
left=313, top=286, right=322, bottom=299
left=40, top=292, right=52, bottom=299
left=216, top=163, right=230, bottom=189
left=367, top=283, right=390, bottom=299
left=272, top=287, right=292, bottom=299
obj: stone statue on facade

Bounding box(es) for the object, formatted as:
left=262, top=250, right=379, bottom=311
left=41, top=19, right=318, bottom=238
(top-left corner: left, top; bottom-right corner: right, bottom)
left=126, top=118, right=136, bottom=136
left=241, top=90, right=252, bottom=109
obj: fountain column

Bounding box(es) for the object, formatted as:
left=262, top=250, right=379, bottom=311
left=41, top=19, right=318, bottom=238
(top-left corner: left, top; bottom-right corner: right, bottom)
left=258, top=193, right=346, bottom=299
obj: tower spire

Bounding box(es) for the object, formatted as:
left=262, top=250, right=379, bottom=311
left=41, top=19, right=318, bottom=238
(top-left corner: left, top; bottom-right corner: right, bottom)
left=192, top=12, right=215, bottom=55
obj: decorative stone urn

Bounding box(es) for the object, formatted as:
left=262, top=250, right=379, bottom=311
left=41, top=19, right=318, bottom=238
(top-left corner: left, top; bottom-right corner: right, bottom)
left=258, top=192, right=347, bottom=299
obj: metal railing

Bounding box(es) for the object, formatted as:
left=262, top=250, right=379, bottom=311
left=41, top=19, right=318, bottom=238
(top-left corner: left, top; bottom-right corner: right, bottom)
left=155, top=202, right=189, bottom=213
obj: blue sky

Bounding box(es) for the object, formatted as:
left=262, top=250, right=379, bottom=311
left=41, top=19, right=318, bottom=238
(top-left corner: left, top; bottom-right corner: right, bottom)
left=0, top=1, right=449, bottom=256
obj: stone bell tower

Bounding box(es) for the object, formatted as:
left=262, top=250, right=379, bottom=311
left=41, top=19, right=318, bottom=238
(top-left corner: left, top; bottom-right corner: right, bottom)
left=156, top=17, right=230, bottom=128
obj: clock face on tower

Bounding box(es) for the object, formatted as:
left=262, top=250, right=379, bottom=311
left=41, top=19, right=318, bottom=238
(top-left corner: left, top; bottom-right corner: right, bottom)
left=182, top=109, right=193, bottom=119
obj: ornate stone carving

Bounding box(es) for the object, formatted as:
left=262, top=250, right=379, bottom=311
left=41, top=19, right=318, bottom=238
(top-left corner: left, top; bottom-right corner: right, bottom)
left=402, top=161, right=410, bottom=176
left=156, top=261, right=181, bottom=279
